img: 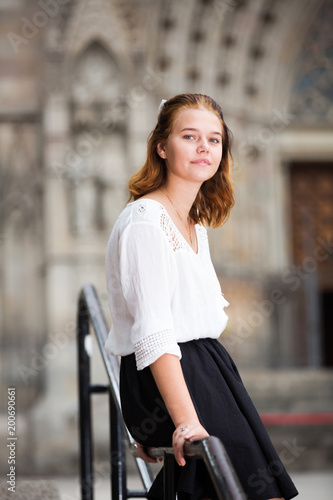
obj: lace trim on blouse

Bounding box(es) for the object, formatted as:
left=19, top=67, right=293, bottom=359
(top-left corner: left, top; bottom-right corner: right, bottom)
left=196, top=224, right=208, bottom=249
left=133, top=200, right=207, bottom=255
left=160, top=210, right=207, bottom=254
left=137, top=202, right=147, bottom=214
left=134, top=329, right=180, bottom=370
left=159, top=212, right=189, bottom=252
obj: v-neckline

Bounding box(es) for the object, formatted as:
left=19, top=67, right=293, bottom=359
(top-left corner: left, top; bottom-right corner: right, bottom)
left=133, top=198, right=201, bottom=256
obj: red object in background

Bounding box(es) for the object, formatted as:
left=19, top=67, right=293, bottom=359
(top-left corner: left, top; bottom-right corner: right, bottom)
left=260, top=413, right=333, bottom=426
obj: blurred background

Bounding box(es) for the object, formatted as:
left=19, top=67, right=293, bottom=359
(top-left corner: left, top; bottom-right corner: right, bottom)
left=0, top=0, right=332, bottom=497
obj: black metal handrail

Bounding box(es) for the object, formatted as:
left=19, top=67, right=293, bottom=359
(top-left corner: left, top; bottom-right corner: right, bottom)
left=77, top=283, right=246, bottom=500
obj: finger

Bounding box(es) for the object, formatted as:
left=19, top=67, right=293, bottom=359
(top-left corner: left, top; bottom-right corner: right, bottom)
left=185, top=432, right=209, bottom=443
left=138, top=449, right=158, bottom=463
left=144, top=455, right=158, bottom=463
left=175, top=447, right=186, bottom=466
left=184, top=430, right=199, bottom=441
left=136, top=446, right=158, bottom=463
left=173, top=437, right=186, bottom=466
left=184, top=425, right=209, bottom=441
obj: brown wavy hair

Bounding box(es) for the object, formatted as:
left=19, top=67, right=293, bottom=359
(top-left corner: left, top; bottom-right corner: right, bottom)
left=128, top=93, right=235, bottom=228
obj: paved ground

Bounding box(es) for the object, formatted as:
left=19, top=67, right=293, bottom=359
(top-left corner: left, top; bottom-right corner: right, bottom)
left=54, top=471, right=333, bottom=500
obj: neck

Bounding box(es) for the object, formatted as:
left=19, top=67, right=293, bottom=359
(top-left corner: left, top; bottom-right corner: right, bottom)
left=161, top=178, right=200, bottom=219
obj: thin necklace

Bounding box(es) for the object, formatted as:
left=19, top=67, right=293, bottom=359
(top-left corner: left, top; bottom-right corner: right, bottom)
left=160, top=187, right=193, bottom=245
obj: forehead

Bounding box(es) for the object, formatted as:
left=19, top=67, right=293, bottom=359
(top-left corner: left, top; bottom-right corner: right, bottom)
left=172, top=107, right=223, bottom=133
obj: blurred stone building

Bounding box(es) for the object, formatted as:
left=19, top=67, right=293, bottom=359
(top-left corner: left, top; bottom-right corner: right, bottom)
left=0, top=0, right=332, bottom=477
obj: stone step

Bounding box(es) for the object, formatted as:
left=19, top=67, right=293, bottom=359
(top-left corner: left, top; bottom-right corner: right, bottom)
left=267, top=423, right=333, bottom=471
left=0, top=480, right=61, bottom=500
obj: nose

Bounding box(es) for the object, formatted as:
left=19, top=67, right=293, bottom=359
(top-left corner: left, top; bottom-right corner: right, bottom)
left=197, top=139, right=210, bottom=154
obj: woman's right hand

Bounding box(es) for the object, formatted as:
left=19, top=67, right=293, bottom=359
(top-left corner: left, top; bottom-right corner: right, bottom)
left=172, top=422, right=209, bottom=466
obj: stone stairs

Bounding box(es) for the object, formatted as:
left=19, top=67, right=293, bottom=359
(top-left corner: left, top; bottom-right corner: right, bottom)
left=0, top=480, right=61, bottom=500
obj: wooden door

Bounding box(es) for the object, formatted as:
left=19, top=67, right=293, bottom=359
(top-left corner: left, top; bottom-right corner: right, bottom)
left=290, top=162, right=333, bottom=366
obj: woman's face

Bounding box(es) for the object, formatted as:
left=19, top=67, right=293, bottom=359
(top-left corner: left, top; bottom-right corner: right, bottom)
left=157, top=107, right=223, bottom=187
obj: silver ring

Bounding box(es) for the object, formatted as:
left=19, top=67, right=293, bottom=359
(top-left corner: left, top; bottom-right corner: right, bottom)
left=180, top=427, right=188, bottom=432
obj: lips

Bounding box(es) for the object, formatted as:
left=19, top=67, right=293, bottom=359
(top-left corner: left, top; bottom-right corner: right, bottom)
left=192, top=159, right=210, bottom=166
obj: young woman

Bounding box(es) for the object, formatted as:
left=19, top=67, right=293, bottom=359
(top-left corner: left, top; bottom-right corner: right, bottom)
left=105, top=94, right=298, bottom=500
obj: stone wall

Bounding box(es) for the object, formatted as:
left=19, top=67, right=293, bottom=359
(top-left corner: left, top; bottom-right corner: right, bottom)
left=0, top=0, right=332, bottom=476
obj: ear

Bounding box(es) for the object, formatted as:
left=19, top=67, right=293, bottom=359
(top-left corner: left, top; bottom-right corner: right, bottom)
left=157, top=142, right=167, bottom=159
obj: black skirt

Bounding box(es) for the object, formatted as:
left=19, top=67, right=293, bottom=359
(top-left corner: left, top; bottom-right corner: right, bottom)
left=120, top=338, right=298, bottom=500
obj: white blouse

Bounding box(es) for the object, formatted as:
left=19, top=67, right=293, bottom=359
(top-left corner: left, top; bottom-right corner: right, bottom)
left=105, top=198, right=229, bottom=370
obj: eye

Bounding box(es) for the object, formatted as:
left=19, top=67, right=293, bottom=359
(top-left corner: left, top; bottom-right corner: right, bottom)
left=210, top=138, right=220, bottom=144
left=183, top=134, right=195, bottom=140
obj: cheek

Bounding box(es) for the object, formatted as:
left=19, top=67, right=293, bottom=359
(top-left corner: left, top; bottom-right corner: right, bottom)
left=214, top=148, right=223, bottom=164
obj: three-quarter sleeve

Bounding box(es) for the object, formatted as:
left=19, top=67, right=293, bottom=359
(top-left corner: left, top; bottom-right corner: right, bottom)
left=119, top=222, right=181, bottom=370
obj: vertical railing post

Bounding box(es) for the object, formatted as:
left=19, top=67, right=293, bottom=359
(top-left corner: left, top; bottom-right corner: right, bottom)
left=78, top=295, right=94, bottom=500
left=110, top=389, right=127, bottom=499
left=163, top=453, right=177, bottom=500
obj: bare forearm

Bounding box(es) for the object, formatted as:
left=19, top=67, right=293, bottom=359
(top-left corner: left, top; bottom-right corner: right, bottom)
left=150, top=353, right=209, bottom=466
left=149, top=353, right=209, bottom=466
left=150, top=353, right=199, bottom=427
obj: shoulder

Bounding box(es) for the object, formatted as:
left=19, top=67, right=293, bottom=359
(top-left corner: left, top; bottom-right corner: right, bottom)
left=127, top=198, right=165, bottom=225
left=111, top=199, right=166, bottom=239
left=116, top=199, right=164, bottom=226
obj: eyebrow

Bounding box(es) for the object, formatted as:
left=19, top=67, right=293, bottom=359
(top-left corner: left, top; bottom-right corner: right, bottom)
left=180, top=127, right=222, bottom=137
